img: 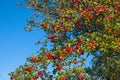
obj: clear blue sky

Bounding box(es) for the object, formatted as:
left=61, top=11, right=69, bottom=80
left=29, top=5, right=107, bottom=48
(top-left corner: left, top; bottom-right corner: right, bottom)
left=0, top=0, right=45, bottom=79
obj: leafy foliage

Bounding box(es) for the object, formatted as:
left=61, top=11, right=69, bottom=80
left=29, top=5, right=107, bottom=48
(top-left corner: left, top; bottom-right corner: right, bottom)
left=9, top=0, right=120, bottom=80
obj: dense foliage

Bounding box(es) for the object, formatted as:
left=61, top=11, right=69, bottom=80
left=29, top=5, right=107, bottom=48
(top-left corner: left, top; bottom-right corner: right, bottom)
left=9, top=0, right=120, bottom=80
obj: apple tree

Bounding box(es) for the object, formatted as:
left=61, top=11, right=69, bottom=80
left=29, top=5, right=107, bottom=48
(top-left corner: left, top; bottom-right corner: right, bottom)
left=9, top=0, right=120, bottom=80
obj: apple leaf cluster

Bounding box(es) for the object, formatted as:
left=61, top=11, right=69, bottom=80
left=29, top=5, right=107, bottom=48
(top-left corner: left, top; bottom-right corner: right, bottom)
left=9, top=0, right=120, bottom=80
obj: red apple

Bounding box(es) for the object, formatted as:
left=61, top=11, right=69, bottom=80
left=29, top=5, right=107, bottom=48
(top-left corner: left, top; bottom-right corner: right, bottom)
left=79, top=74, right=85, bottom=80
left=35, top=75, right=39, bottom=79
left=61, top=77, right=67, bottom=80
left=38, top=71, right=42, bottom=75
left=48, top=35, right=54, bottom=39
left=79, top=50, right=84, bottom=54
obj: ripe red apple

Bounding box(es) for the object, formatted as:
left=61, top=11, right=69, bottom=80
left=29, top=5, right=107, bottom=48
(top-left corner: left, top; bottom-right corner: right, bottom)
left=38, top=71, right=42, bottom=75
left=35, top=75, right=39, bottom=79
left=51, top=23, right=55, bottom=27
left=75, top=43, right=80, bottom=49
left=74, top=60, right=78, bottom=64
left=30, top=58, right=37, bottom=63
left=72, top=48, right=77, bottom=52
left=79, top=50, right=84, bottom=54
left=66, top=47, right=71, bottom=52
left=79, top=74, right=85, bottom=80
left=56, top=63, right=62, bottom=70
left=79, top=39, right=84, bottom=43
left=72, top=0, right=77, bottom=3
left=61, top=77, right=67, bottom=80
left=77, top=0, right=80, bottom=2
left=48, top=35, right=54, bottom=39
left=59, top=22, right=63, bottom=26
left=114, top=6, right=119, bottom=11
left=26, top=67, right=33, bottom=72
left=41, top=23, right=46, bottom=28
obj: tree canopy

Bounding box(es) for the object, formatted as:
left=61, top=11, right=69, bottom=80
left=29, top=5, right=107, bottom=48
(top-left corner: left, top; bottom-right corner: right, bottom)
left=9, top=0, right=120, bottom=80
